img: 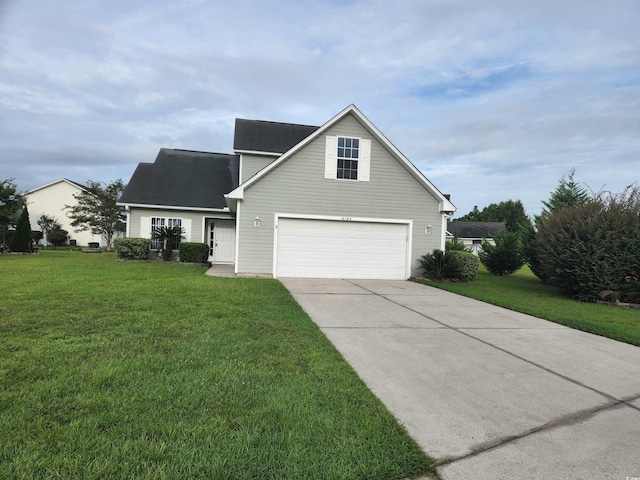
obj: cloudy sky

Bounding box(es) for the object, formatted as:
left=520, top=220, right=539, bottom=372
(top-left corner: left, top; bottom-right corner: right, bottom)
left=1, top=0, right=638, bottom=218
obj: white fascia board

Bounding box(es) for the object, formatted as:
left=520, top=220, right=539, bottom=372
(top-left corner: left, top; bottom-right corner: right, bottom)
left=234, top=149, right=281, bottom=157
left=116, top=202, right=230, bottom=213
left=25, top=178, right=85, bottom=195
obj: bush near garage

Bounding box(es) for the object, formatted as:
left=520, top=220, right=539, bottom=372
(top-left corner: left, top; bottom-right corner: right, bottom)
left=447, top=250, right=479, bottom=281
left=113, top=238, right=151, bottom=261
left=179, top=242, right=209, bottom=263
left=417, top=249, right=464, bottom=281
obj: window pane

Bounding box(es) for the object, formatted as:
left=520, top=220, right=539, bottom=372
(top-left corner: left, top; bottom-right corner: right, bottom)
left=352, top=138, right=359, bottom=148
left=337, top=170, right=344, bottom=179
left=338, top=137, right=344, bottom=147
left=352, top=148, right=358, bottom=159
left=345, top=138, right=352, bottom=148
left=338, top=147, right=344, bottom=157
left=337, top=159, right=344, bottom=168
left=352, top=160, right=358, bottom=169
left=345, top=149, right=351, bottom=158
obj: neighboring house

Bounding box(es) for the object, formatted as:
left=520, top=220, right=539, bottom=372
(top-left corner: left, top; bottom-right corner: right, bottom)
left=446, top=221, right=503, bottom=255
left=24, top=178, right=104, bottom=247
left=119, top=105, right=456, bottom=279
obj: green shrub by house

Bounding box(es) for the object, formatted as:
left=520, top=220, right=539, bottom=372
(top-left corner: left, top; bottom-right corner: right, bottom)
left=179, top=242, right=209, bottom=263
left=418, top=249, right=464, bottom=281
left=113, top=238, right=151, bottom=260
left=447, top=250, right=479, bottom=281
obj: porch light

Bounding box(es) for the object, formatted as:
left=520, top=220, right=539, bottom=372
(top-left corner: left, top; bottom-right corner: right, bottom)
left=254, top=216, right=261, bottom=227
left=425, top=225, right=432, bottom=235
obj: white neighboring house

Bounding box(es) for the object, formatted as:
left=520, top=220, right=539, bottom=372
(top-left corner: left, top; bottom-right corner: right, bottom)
left=24, top=178, right=104, bottom=247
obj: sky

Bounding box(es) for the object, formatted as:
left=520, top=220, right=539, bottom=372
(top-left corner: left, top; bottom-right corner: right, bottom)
left=1, top=0, right=638, bottom=218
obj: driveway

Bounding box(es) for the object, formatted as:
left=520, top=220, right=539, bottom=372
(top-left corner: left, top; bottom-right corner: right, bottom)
left=279, top=278, right=640, bottom=480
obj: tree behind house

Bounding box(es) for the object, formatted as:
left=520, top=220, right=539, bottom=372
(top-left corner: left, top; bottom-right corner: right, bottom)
left=65, top=180, right=126, bottom=251
left=37, top=214, right=62, bottom=247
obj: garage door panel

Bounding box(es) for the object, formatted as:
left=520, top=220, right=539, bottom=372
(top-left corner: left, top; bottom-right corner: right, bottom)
left=276, top=218, right=409, bottom=279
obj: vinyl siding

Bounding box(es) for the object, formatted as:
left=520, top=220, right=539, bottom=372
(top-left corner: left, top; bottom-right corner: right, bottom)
left=240, top=154, right=277, bottom=183
left=236, top=113, right=444, bottom=277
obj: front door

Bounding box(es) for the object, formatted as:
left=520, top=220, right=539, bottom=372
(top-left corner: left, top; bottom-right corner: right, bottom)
left=209, top=220, right=235, bottom=263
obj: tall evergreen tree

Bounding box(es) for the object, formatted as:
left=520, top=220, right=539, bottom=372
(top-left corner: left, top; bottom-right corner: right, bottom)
left=540, top=168, right=590, bottom=217
left=9, top=205, right=33, bottom=252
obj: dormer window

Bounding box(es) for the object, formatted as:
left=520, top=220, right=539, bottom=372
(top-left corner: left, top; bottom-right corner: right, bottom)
left=324, top=135, right=371, bottom=182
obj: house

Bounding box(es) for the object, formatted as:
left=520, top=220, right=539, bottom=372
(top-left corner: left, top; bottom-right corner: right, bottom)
left=24, top=178, right=104, bottom=247
left=446, top=221, right=503, bottom=255
left=119, top=105, right=456, bottom=279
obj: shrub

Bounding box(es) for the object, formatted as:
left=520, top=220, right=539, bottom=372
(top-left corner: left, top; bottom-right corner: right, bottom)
left=179, top=242, right=209, bottom=263
left=533, top=185, right=640, bottom=302
left=478, top=228, right=525, bottom=276
left=417, top=249, right=463, bottom=281
left=447, top=250, right=479, bottom=281
left=113, top=238, right=151, bottom=260
left=47, top=227, right=69, bottom=249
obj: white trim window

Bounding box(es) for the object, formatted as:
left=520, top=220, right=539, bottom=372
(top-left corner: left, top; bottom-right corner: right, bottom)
left=150, top=217, right=183, bottom=249
left=325, top=135, right=371, bottom=181
left=337, top=137, right=359, bottom=180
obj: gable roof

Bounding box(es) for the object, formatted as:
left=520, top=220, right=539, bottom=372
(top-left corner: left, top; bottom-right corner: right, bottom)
left=25, top=178, right=87, bottom=195
left=227, top=104, right=456, bottom=213
left=234, top=118, right=319, bottom=154
left=118, top=149, right=239, bottom=210
left=447, top=221, right=503, bottom=238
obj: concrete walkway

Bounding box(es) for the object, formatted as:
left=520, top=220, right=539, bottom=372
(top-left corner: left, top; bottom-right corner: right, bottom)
left=280, top=278, right=640, bottom=480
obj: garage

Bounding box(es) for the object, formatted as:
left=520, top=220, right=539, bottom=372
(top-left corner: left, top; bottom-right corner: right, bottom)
left=275, top=217, right=410, bottom=279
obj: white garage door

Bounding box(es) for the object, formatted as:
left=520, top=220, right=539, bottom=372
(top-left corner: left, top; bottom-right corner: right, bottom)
left=276, top=217, right=409, bottom=279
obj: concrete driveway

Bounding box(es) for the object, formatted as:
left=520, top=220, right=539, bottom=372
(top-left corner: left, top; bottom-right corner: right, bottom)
left=279, top=278, right=640, bottom=480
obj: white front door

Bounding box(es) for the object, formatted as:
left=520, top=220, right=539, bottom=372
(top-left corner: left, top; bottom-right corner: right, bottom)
left=209, top=220, right=235, bottom=263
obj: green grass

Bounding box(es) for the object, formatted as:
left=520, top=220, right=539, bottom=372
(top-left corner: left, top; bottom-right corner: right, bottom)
left=419, top=265, right=640, bottom=346
left=0, top=251, right=435, bottom=479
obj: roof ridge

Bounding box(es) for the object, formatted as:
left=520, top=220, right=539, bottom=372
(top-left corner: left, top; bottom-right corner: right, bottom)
left=235, top=118, right=319, bottom=129
left=161, top=148, right=238, bottom=156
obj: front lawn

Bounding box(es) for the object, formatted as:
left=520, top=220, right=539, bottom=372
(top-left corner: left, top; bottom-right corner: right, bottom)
left=0, top=251, right=435, bottom=479
left=419, top=266, right=640, bottom=346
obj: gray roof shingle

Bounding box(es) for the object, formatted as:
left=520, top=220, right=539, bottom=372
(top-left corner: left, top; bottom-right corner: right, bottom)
left=119, top=149, right=239, bottom=209
left=447, top=222, right=504, bottom=238
left=233, top=118, right=319, bottom=154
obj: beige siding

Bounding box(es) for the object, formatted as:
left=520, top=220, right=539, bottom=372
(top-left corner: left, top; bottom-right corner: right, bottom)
left=240, top=154, right=277, bottom=183
left=26, top=180, right=103, bottom=247
left=237, top=113, right=444, bottom=277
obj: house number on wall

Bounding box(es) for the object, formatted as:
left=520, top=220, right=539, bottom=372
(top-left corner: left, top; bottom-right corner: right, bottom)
left=341, top=217, right=352, bottom=221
